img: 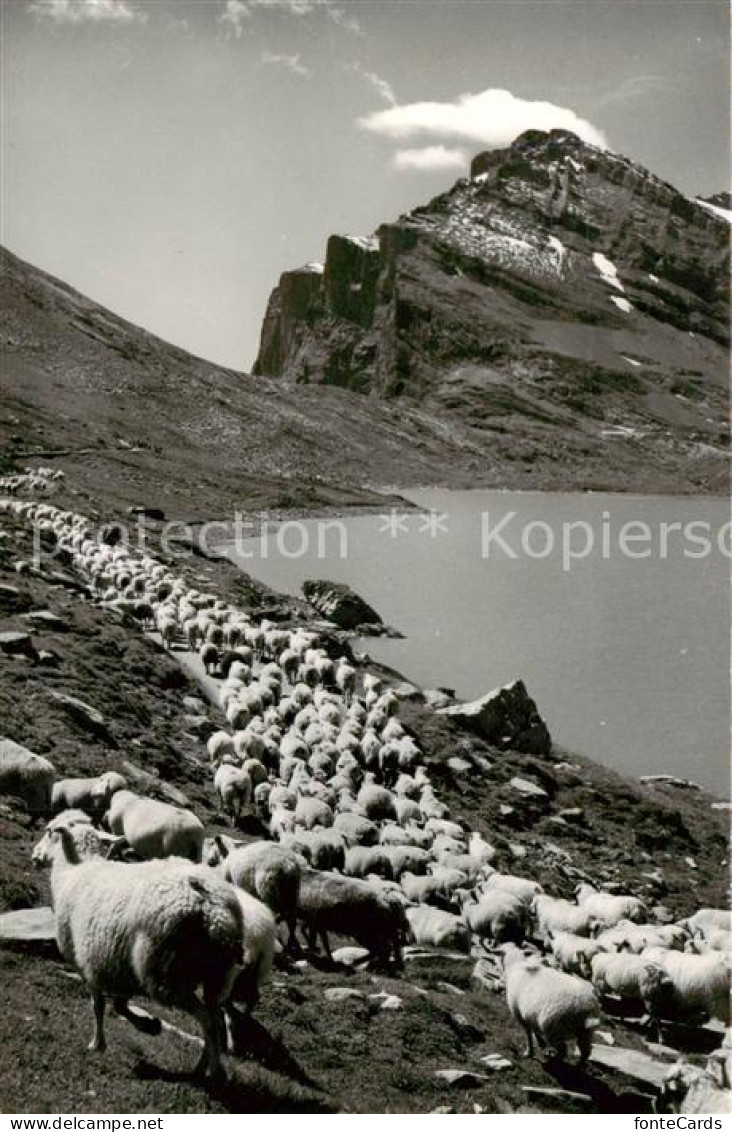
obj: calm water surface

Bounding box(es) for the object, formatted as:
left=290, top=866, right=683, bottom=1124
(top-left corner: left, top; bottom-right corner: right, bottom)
left=225, top=490, right=730, bottom=794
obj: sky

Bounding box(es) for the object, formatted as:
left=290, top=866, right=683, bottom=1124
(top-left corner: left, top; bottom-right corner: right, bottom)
left=3, top=0, right=730, bottom=371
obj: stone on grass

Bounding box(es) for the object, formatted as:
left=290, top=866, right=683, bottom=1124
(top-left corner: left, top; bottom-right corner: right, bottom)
left=438, top=678, right=551, bottom=755
left=510, top=776, right=548, bottom=798
left=324, top=987, right=364, bottom=1004
left=0, top=906, right=56, bottom=948
left=434, top=1069, right=488, bottom=1087
left=21, top=610, right=69, bottom=632
left=47, top=691, right=108, bottom=737
left=478, top=1054, right=513, bottom=1072
left=0, top=631, right=36, bottom=659
left=332, top=945, right=370, bottom=967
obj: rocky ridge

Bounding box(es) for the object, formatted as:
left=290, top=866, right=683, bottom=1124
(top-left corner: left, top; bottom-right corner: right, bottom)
left=254, top=130, right=729, bottom=493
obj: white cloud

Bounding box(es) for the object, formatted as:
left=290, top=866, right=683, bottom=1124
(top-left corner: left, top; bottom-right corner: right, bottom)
left=28, top=0, right=145, bottom=22
left=327, top=5, right=361, bottom=35
left=261, top=49, right=310, bottom=76
left=595, top=75, right=672, bottom=109
left=220, top=0, right=360, bottom=37
left=358, top=87, right=607, bottom=151
left=345, top=62, right=395, bottom=106
left=393, top=146, right=467, bottom=173
left=219, top=0, right=251, bottom=36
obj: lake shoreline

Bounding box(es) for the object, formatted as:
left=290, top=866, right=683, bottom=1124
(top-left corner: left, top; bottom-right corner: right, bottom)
left=218, top=488, right=730, bottom=796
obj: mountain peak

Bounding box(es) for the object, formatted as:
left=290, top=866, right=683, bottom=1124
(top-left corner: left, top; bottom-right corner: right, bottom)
left=252, top=140, right=728, bottom=493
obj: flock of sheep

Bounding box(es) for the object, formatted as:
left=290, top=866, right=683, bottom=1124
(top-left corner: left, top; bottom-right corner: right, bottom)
left=1, top=493, right=730, bottom=1110
left=0, top=467, right=65, bottom=496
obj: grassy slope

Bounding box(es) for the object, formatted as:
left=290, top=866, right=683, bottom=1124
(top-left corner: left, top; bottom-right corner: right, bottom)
left=2, top=243, right=729, bottom=505
left=0, top=514, right=727, bottom=1115
left=0, top=245, right=488, bottom=521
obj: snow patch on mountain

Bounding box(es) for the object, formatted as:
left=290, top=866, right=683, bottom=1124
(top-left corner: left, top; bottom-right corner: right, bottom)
left=417, top=183, right=570, bottom=280
left=344, top=235, right=380, bottom=252
left=592, top=252, right=625, bottom=292
left=695, top=198, right=732, bottom=224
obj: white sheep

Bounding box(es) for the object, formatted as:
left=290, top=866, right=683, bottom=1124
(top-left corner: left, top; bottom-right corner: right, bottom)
left=212, top=837, right=299, bottom=953
left=408, top=865, right=468, bottom=904
left=294, top=794, right=334, bottom=831
left=483, top=872, right=543, bottom=906
left=468, top=832, right=497, bottom=866
left=550, top=931, right=604, bottom=979
left=576, top=883, right=646, bottom=927
left=503, top=944, right=601, bottom=1063
left=357, top=781, right=397, bottom=822
left=405, top=905, right=471, bottom=952
left=0, top=739, right=55, bottom=814
left=660, top=1060, right=730, bottom=1115
left=298, top=868, right=406, bottom=967
left=335, top=659, right=356, bottom=705
left=595, top=920, right=688, bottom=954
left=268, top=784, right=297, bottom=813
left=207, top=730, right=235, bottom=764
left=394, top=797, right=422, bottom=827
left=383, top=845, right=431, bottom=879
left=214, top=764, right=252, bottom=823
left=51, top=771, right=126, bottom=817
left=640, top=948, right=731, bottom=1026
left=281, top=829, right=344, bottom=872
left=590, top=952, right=670, bottom=1017
left=462, top=888, right=529, bottom=946
left=269, top=806, right=296, bottom=839
left=106, top=790, right=205, bottom=862
left=681, top=909, right=731, bottom=941
left=344, top=845, right=393, bottom=881
left=532, top=894, right=598, bottom=940
left=37, top=819, right=244, bottom=1079
left=333, top=811, right=379, bottom=847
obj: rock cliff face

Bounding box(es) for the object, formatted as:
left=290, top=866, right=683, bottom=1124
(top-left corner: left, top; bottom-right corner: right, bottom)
left=254, top=130, right=729, bottom=490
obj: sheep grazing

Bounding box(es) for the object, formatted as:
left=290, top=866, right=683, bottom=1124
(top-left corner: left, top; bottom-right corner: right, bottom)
left=357, top=781, right=397, bottom=823
left=502, top=944, right=601, bottom=1063
left=0, top=739, right=56, bottom=815
left=200, top=642, right=220, bottom=675
left=333, top=811, right=379, bottom=847
left=298, top=868, right=406, bottom=968
left=696, top=929, right=732, bottom=954
left=383, top=845, right=431, bottom=879
left=280, top=830, right=344, bottom=872
left=532, top=895, right=598, bottom=940
left=595, top=920, right=688, bottom=954
left=51, top=771, right=127, bottom=817
left=207, top=730, right=235, bottom=764
left=590, top=952, right=670, bottom=1019
left=405, top=905, right=471, bottom=953
left=294, top=795, right=334, bottom=831
left=33, top=809, right=107, bottom=866
left=659, top=1060, right=731, bottom=1115
left=550, top=931, right=604, bottom=979
left=575, top=883, right=646, bottom=928
left=212, top=837, right=301, bottom=950
left=681, top=908, right=732, bottom=941
left=344, top=845, right=393, bottom=881
left=227, top=887, right=277, bottom=1013
left=462, top=888, right=529, bottom=947
left=335, top=659, right=356, bottom=705
left=105, top=790, right=205, bottom=863
left=214, top=764, right=252, bottom=824
left=639, top=949, right=731, bottom=1027
left=468, top=832, right=497, bottom=866
left=482, top=872, right=543, bottom=906
left=39, top=819, right=245, bottom=1079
